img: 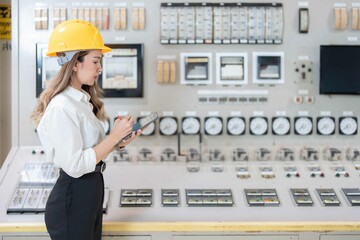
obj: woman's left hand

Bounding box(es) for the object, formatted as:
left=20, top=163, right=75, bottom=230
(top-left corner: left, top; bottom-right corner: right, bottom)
left=117, top=129, right=142, bottom=148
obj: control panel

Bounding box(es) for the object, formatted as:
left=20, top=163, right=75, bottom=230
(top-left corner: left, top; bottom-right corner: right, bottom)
left=2, top=146, right=360, bottom=223
left=3, top=0, right=360, bottom=239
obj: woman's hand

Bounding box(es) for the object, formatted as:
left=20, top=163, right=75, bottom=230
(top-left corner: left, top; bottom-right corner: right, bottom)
left=94, top=114, right=139, bottom=163
left=117, top=129, right=142, bottom=149
left=110, top=114, right=134, bottom=143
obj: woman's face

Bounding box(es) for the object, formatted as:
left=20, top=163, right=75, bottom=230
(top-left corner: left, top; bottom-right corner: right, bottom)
left=71, top=50, right=102, bottom=89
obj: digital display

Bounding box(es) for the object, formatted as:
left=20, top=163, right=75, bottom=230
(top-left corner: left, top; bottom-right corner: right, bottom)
left=102, top=49, right=138, bottom=89
left=220, top=56, right=244, bottom=81
left=185, top=57, right=209, bottom=80
left=257, top=56, right=281, bottom=79
left=98, top=44, right=144, bottom=98
left=320, top=45, right=360, bottom=95
left=252, top=52, right=284, bottom=84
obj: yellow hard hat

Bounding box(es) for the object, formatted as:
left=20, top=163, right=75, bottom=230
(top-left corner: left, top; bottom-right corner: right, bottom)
left=46, top=19, right=111, bottom=56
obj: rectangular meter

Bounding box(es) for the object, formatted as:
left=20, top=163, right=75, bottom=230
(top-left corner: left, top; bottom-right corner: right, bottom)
left=180, top=53, right=212, bottom=85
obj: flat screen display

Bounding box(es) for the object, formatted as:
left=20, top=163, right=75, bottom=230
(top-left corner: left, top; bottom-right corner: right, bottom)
left=320, top=45, right=360, bottom=95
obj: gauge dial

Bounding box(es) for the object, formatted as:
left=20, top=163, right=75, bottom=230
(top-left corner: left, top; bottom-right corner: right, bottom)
left=227, top=117, right=246, bottom=135
left=138, top=117, right=155, bottom=136
left=159, top=117, right=178, bottom=136
left=339, top=117, right=358, bottom=135
left=272, top=117, right=290, bottom=135
left=249, top=117, right=268, bottom=135
left=294, top=117, right=313, bottom=135
left=182, top=117, right=201, bottom=135
left=204, top=117, right=223, bottom=135
left=317, top=117, right=335, bottom=135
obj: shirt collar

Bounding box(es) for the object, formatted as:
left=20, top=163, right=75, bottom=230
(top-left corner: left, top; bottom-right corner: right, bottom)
left=64, top=86, right=91, bottom=102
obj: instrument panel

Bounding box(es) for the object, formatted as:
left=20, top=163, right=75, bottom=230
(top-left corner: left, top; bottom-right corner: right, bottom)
left=3, top=146, right=360, bottom=221
left=3, top=0, right=360, bottom=238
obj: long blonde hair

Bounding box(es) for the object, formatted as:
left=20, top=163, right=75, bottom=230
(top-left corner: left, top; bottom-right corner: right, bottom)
left=31, top=51, right=107, bottom=125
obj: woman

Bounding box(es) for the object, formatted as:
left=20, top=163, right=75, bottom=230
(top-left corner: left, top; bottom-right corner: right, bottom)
left=31, top=19, right=140, bottom=240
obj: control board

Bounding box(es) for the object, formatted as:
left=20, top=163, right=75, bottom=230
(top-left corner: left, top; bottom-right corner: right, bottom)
left=3, top=0, right=360, bottom=239
left=2, top=146, right=360, bottom=224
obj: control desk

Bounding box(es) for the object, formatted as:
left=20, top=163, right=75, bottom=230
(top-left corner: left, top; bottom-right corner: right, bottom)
left=1, top=146, right=360, bottom=240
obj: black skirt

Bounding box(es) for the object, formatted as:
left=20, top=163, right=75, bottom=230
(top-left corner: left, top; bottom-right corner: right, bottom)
left=45, top=168, right=104, bottom=240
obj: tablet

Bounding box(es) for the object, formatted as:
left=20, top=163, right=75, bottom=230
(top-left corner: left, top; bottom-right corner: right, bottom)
left=122, top=112, right=158, bottom=141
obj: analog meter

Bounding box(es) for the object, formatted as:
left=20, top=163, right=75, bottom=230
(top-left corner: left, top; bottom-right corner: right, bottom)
left=317, top=117, right=335, bottom=135
left=339, top=117, right=358, bottom=135
left=182, top=117, right=201, bottom=135
left=272, top=117, right=290, bottom=135
left=137, top=116, right=156, bottom=136
left=204, top=117, right=223, bottom=135
left=227, top=117, right=246, bottom=135
left=159, top=117, right=178, bottom=136
left=249, top=117, right=268, bottom=135
left=294, top=116, right=313, bottom=135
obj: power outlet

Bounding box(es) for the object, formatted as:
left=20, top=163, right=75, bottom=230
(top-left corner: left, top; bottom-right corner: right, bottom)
left=294, top=60, right=313, bottom=83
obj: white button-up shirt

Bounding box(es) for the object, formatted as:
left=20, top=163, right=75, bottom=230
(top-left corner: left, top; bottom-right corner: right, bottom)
left=37, top=86, right=106, bottom=178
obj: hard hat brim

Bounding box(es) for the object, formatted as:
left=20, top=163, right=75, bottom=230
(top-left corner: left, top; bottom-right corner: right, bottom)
left=46, top=46, right=112, bottom=57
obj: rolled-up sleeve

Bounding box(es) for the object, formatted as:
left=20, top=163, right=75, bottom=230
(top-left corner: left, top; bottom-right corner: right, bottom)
left=46, top=105, right=96, bottom=178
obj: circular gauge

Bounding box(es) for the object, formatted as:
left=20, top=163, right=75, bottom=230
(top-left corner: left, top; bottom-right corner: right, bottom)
left=204, top=117, right=223, bottom=135
left=272, top=117, right=290, bottom=135
left=317, top=117, right=335, bottom=135
left=294, top=117, right=313, bottom=135
left=182, top=117, right=201, bottom=135
left=138, top=117, right=155, bottom=136
left=339, top=117, right=358, bottom=135
left=249, top=117, right=268, bottom=135
left=159, top=117, right=178, bottom=136
left=227, top=117, right=246, bottom=135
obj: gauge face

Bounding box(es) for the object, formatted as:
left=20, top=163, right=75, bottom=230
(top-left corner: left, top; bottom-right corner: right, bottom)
left=138, top=117, right=155, bottom=136
left=339, top=117, right=358, bottom=135
left=249, top=117, right=268, bottom=135
left=204, top=117, right=223, bottom=135
left=227, top=117, right=246, bottom=135
left=294, top=117, right=313, bottom=135
left=272, top=117, right=290, bottom=135
left=317, top=117, right=335, bottom=135
left=182, top=117, right=201, bottom=135
left=159, top=117, right=178, bottom=136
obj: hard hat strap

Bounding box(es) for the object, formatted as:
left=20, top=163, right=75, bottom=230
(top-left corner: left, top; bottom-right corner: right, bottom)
left=56, top=51, right=78, bottom=66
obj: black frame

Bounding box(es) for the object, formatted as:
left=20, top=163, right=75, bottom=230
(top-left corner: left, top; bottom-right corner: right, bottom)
left=181, top=116, right=201, bottom=135
left=204, top=116, right=223, bottom=136
left=294, top=116, right=313, bottom=135
left=226, top=117, right=246, bottom=136
left=316, top=116, right=335, bottom=135
left=159, top=116, right=178, bottom=136
left=339, top=116, right=358, bottom=135
left=298, top=8, right=309, bottom=33
left=257, top=56, right=281, bottom=80
left=249, top=117, right=268, bottom=136
left=320, top=45, right=360, bottom=95
left=272, top=116, right=291, bottom=135
left=184, top=57, right=209, bottom=81
left=99, top=44, right=144, bottom=98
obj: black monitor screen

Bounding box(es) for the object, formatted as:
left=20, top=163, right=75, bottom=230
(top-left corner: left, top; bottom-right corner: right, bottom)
left=320, top=45, right=360, bottom=95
